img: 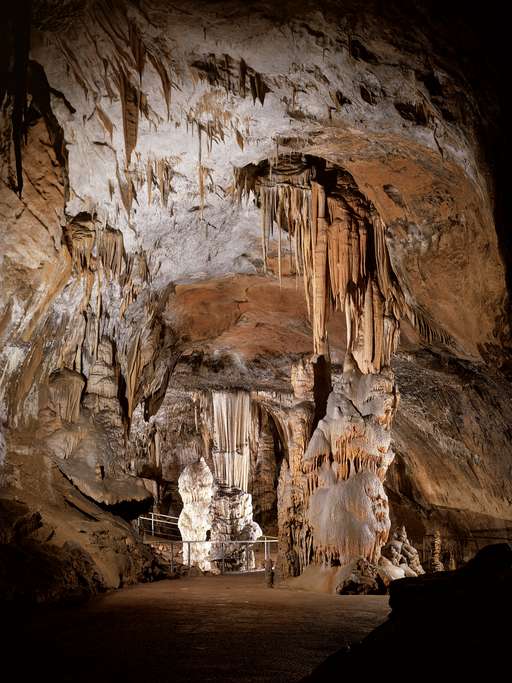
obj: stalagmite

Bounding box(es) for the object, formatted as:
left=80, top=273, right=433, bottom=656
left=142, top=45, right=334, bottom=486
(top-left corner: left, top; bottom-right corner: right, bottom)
left=178, top=458, right=214, bottom=571
left=298, top=360, right=398, bottom=569
left=431, top=530, right=444, bottom=572
left=381, top=525, right=425, bottom=577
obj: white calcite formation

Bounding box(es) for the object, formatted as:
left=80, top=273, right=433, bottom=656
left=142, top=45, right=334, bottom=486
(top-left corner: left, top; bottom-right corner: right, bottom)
left=307, top=469, right=390, bottom=565
left=380, top=525, right=425, bottom=578
left=177, top=455, right=262, bottom=572
left=302, top=357, right=398, bottom=568
left=177, top=457, right=214, bottom=571
left=210, top=490, right=262, bottom=572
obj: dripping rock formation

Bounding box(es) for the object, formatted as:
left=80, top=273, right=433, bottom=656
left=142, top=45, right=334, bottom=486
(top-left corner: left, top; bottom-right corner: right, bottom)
left=0, top=0, right=511, bottom=651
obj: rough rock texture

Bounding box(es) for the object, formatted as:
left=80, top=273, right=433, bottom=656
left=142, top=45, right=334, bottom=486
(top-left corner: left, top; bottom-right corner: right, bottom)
left=386, top=351, right=512, bottom=564
left=380, top=525, right=424, bottom=577
left=1, top=0, right=511, bottom=600
left=177, top=457, right=214, bottom=571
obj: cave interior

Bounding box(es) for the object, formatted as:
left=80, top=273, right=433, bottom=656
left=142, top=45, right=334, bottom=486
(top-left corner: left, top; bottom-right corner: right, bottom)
left=1, top=0, right=511, bottom=679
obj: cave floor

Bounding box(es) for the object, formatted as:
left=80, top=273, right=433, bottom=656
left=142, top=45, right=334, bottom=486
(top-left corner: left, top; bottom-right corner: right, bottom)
left=13, top=573, right=389, bottom=683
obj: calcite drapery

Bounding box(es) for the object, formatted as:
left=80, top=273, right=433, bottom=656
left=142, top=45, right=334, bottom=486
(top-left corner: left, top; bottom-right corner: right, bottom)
left=212, top=390, right=252, bottom=491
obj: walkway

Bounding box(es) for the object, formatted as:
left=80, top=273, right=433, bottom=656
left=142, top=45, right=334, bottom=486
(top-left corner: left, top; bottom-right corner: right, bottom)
left=13, top=574, right=389, bottom=682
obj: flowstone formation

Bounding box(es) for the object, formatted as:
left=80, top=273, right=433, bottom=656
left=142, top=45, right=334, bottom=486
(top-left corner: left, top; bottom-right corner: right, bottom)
left=235, top=153, right=404, bottom=583
left=303, top=360, right=398, bottom=568
left=177, top=458, right=214, bottom=571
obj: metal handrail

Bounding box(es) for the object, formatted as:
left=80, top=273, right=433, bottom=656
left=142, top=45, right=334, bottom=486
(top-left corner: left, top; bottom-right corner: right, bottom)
left=137, top=512, right=181, bottom=539
left=139, top=516, right=179, bottom=527
left=146, top=512, right=180, bottom=522
left=150, top=538, right=279, bottom=575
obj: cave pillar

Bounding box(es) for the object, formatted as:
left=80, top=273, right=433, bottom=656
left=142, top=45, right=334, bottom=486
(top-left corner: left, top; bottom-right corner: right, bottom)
left=302, top=353, right=399, bottom=567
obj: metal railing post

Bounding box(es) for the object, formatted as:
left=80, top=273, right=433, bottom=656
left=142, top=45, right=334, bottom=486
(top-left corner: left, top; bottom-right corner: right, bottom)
left=171, top=542, right=174, bottom=573
left=151, top=512, right=155, bottom=537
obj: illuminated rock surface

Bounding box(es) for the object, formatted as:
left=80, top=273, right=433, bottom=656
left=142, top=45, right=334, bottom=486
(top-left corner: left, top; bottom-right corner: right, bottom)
left=0, top=0, right=511, bottom=608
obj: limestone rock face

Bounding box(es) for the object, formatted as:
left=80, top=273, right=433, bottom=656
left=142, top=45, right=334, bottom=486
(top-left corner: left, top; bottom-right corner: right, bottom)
left=0, top=0, right=511, bottom=600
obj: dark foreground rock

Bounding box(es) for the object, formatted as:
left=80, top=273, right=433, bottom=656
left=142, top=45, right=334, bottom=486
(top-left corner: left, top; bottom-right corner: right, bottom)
left=302, top=543, right=512, bottom=679
left=0, top=499, right=172, bottom=605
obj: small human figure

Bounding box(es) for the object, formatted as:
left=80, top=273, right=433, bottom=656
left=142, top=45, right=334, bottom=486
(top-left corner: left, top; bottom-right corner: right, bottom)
left=265, top=558, right=274, bottom=587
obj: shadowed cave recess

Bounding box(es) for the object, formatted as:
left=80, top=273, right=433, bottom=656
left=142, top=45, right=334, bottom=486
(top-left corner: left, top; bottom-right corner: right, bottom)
left=1, top=0, right=511, bottom=678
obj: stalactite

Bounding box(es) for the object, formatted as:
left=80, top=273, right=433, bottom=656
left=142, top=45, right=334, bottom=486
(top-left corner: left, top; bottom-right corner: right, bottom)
left=128, top=20, right=146, bottom=84
left=12, top=0, right=31, bottom=197
left=146, top=159, right=153, bottom=205
left=125, top=330, right=141, bottom=420
left=95, top=105, right=114, bottom=142
left=48, top=369, right=85, bottom=424
left=97, top=227, right=124, bottom=278
left=58, top=39, right=91, bottom=100
left=64, top=219, right=96, bottom=272
left=115, top=63, right=139, bottom=166
left=192, top=53, right=269, bottom=104
left=372, top=281, right=384, bottom=369
left=234, top=156, right=404, bottom=372
left=406, top=305, right=454, bottom=347
left=147, top=52, right=172, bottom=120
left=211, top=391, right=253, bottom=492
left=116, top=163, right=134, bottom=216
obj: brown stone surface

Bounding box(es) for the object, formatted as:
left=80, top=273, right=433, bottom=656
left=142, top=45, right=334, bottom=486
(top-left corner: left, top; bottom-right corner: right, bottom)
left=10, top=574, right=389, bottom=682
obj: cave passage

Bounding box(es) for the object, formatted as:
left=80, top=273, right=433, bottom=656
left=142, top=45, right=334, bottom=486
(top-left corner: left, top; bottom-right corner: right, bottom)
left=10, top=574, right=388, bottom=683
left=1, top=0, right=511, bottom=679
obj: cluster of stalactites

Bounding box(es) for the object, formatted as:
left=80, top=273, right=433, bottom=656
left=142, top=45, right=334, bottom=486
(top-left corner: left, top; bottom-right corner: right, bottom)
left=312, top=529, right=389, bottom=567
left=211, top=390, right=253, bottom=491
left=303, top=441, right=390, bottom=505
left=47, top=369, right=86, bottom=424
left=234, top=162, right=403, bottom=372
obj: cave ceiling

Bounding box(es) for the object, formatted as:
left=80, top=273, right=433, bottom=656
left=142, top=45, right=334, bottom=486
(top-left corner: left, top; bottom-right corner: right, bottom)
left=2, top=0, right=509, bottom=392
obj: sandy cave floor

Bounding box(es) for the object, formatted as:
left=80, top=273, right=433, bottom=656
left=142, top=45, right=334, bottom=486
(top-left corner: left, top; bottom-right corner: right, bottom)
left=10, top=573, right=389, bottom=683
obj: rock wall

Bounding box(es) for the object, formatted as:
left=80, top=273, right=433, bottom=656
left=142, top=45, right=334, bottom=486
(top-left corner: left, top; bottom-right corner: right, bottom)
left=387, top=351, right=512, bottom=564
